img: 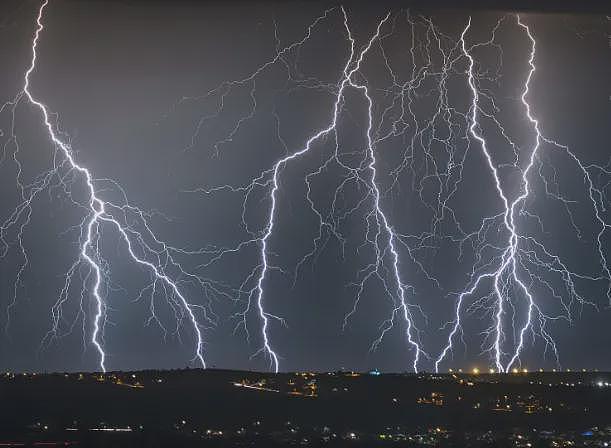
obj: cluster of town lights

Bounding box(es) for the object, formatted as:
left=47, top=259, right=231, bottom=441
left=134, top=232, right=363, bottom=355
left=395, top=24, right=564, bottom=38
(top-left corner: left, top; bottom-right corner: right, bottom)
left=445, top=368, right=600, bottom=374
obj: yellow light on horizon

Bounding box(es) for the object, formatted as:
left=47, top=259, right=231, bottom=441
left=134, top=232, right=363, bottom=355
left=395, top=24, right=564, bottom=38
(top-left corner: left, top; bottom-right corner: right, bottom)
left=472, top=368, right=480, bottom=375
left=512, top=368, right=519, bottom=374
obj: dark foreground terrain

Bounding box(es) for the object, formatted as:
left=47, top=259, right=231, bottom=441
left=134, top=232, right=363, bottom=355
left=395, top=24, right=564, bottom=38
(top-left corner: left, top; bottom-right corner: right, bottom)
left=1, top=368, right=611, bottom=447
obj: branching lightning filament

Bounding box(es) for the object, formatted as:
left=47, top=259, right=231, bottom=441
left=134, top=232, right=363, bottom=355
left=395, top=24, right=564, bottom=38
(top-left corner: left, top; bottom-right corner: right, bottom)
left=1, top=0, right=232, bottom=372
left=1, top=2, right=608, bottom=373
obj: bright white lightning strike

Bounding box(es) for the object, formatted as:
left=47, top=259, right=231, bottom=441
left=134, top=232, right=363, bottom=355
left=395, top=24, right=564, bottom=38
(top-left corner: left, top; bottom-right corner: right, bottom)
left=2, top=3, right=608, bottom=374
left=184, top=9, right=609, bottom=373
left=4, top=0, right=211, bottom=372
left=247, top=8, right=424, bottom=372
left=195, top=8, right=427, bottom=372
left=435, top=15, right=610, bottom=373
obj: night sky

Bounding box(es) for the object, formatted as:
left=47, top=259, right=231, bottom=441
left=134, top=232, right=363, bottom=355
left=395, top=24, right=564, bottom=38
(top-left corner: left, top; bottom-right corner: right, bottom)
left=0, top=0, right=609, bottom=373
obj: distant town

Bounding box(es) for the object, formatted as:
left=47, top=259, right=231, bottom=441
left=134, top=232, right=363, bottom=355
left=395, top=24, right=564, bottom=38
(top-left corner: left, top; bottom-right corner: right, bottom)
left=1, top=368, right=610, bottom=446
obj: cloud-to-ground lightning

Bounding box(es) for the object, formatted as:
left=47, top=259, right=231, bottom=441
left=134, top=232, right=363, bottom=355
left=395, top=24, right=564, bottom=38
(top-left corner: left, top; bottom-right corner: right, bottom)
left=174, top=8, right=609, bottom=373
left=1, top=1, right=608, bottom=373
left=435, top=14, right=610, bottom=373
left=185, top=8, right=438, bottom=372
left=0, top=0, right=232, bottom=372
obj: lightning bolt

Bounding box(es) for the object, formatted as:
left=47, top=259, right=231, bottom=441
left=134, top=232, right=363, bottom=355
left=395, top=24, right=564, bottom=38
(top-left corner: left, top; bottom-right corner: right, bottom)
left=1, top=0, right=226, bottom=372
left=188, top=8, right=431, bottom=372
left=435, top=15, right=610, bottom=373
left=2, top=3, right=607, bottom=374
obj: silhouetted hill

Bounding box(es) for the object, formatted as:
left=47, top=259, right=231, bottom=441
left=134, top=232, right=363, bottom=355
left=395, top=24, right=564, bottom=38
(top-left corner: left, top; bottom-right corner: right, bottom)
left=1, top=369, right=611, bottom=446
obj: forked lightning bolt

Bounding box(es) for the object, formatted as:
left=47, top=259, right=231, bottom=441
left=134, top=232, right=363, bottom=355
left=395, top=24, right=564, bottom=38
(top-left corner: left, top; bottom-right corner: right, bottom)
left=190, top=8, right=431, bottom=372
left=2, top=2, right=608, bottom=373
left=1, top=0, right=224, bottom=372
left=435, top=15, right=610, bottom=372
left=180, top=9, right=609, bottom=373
